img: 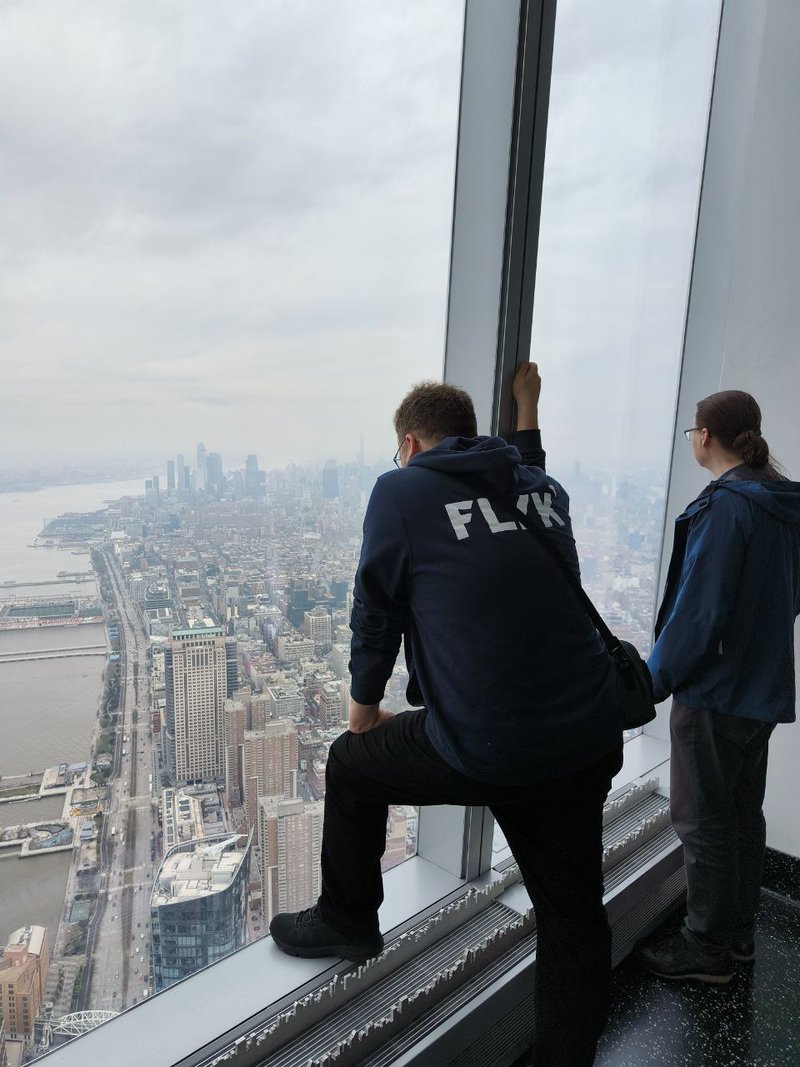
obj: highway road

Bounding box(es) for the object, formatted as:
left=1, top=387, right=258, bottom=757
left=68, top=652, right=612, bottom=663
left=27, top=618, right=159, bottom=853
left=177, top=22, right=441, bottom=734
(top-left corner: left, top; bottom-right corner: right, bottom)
left=82, top=548, right=160, bottom=1013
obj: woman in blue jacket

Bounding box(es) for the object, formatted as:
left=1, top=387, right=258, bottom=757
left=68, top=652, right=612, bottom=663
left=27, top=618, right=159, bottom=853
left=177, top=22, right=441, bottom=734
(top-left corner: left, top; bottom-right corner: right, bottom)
left=640, top=390, right=800, bottom=983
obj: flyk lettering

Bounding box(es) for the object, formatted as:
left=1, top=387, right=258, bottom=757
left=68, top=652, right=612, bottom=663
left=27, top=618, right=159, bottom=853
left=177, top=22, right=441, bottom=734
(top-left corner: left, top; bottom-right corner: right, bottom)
left=446, top=491, right=565, bottom=540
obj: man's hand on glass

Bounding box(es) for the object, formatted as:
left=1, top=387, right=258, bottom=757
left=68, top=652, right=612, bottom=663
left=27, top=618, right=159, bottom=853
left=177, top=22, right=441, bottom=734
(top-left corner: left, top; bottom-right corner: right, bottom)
left=512, top=361, right=541, bottom=430
left=348, top=699, right=395, bottom=733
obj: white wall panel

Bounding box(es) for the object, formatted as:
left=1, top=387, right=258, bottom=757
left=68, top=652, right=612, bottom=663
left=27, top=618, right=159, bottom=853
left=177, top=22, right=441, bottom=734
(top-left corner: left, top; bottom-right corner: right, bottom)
left=652, top=0, right=800, bottom=856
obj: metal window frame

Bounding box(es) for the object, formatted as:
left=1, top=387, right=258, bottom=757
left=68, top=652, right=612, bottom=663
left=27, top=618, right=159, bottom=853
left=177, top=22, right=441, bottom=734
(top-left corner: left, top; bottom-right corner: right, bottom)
left=437, top=0, right=557, bottom=884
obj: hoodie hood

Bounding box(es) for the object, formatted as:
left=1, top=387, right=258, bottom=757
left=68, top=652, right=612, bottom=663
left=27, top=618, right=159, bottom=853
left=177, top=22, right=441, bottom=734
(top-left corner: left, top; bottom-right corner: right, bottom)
left=408, top=435, right=535, bottom=495
left=718, top=478, right=800, bottom=526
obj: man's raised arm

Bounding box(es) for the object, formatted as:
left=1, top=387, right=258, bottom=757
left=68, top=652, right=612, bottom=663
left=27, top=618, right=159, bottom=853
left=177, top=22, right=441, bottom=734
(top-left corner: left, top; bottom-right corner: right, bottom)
left=511, top=361, right=546, bottom=470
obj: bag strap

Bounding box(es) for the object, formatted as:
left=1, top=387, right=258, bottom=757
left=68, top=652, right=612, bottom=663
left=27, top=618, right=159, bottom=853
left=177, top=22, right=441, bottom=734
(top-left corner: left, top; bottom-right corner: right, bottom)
left=463, top=473, right=622, bottom=654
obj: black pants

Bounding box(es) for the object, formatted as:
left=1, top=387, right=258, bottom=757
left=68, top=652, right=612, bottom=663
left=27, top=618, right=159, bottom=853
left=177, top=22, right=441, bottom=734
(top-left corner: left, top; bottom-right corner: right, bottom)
left=319, top=707, right=622, bottom=1067
left=670, top=700, right=776, bottom=949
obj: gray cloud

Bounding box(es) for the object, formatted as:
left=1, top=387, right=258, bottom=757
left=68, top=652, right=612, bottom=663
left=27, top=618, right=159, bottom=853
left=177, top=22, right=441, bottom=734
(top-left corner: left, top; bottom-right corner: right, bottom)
left=0, top=0, right=722, bottom=476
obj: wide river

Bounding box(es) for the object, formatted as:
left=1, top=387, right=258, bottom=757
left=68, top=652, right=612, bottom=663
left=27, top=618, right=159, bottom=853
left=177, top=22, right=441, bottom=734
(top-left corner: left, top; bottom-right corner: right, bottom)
left=0, top=479, right=141, bottom=949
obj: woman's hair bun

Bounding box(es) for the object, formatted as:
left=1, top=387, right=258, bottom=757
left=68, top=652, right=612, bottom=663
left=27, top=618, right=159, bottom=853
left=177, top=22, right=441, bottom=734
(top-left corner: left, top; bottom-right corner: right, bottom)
left=732, top=428, right=769, bottom=468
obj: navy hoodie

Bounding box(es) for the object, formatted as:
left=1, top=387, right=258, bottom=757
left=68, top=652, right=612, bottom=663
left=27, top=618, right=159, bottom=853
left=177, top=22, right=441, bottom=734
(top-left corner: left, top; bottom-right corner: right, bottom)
left=349, top=434, right=622, bottom=785
left=649, top=466, right=800, bottom=721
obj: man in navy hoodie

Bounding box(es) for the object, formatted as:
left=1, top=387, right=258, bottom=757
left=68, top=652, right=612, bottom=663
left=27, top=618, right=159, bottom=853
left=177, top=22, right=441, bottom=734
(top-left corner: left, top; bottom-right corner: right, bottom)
left=271, top=365, right=623, bottom=1066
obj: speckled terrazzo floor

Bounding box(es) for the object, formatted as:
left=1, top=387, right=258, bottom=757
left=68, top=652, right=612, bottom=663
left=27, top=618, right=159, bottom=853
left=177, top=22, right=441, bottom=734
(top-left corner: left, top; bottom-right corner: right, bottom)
left=595, top=890, right=800, bottom=1067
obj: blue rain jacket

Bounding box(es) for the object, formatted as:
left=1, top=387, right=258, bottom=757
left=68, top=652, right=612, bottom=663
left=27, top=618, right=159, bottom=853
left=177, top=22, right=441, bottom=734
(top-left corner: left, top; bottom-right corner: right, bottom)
left=649, top=470, right=800, bottom=721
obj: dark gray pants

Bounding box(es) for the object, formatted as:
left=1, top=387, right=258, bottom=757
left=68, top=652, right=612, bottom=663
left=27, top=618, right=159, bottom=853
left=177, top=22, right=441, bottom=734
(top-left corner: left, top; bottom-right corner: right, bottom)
left=670, top=700, right=775, bottom=949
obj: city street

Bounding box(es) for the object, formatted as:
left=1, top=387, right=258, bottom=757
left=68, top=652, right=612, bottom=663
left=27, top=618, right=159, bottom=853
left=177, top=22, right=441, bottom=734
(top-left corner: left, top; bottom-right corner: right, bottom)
left=83, top=550, right=158, bottom=1013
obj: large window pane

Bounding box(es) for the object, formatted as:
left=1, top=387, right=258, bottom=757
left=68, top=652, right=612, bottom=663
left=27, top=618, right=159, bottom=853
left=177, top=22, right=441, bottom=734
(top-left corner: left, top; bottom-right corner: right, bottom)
left=493, top=0, right=720, bottom=860
left=533, top=0, right=721, bottom=655
left=0, top=2, right=462, bottom=1055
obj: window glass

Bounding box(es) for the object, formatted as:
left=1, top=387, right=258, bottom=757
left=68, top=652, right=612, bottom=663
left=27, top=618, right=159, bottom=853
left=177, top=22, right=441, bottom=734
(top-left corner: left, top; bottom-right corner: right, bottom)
left=494, top=0, right=721, bottom=859
left=0, top=0, right=462, bottom=1049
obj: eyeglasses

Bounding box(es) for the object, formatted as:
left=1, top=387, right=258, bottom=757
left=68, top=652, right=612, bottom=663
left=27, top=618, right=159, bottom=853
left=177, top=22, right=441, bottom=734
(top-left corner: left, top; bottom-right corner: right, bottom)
left=393, top=444, right=402, bottom=468
left=683, top=427, right=702, bottom=441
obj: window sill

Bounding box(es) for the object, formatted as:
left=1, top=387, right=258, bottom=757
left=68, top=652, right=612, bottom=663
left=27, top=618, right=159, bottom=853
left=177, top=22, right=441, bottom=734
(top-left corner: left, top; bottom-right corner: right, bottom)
left=42, top=737, right=673, bottom=1067
left=39, top=856, right=467, bottom=1067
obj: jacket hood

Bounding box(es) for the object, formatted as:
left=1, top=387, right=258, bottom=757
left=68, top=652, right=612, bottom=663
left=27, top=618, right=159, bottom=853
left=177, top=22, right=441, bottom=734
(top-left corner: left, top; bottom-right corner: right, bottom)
left=408, top=435, right=536, bottom=495
left=718, top=478, right=800, bottom=526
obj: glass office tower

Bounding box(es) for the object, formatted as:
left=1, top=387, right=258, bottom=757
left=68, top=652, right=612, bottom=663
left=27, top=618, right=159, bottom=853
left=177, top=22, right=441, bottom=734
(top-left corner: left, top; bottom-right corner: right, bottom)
left=150, top=833, right=252, bottom=992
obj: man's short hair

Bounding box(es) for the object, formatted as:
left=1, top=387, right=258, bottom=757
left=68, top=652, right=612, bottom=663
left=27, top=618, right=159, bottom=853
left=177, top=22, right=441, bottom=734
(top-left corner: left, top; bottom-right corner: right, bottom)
left=394, top=381, right=478, bottom=443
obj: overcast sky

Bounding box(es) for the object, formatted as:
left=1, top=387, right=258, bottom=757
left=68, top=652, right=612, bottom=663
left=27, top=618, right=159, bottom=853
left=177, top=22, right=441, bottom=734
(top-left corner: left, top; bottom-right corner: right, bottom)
left=0, top=0, right=721, bottom=474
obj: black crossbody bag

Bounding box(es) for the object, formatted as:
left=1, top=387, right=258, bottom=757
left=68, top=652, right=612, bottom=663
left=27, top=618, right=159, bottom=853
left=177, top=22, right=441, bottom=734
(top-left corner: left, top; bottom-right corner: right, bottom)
left=467, top=476, right=657, bottom=730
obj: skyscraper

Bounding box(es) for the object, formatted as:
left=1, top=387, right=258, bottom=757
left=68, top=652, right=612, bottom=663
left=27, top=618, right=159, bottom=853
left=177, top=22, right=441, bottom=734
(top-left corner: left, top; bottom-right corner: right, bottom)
left=225, top=637, right=238, bottom=698
left=164, top=627, right=227, bottom=785
left=258, top=798, right=323, bottom=924
left=244, top=454, right=262, bottom=499
left=166, top=459, right=175, bottom=493
left=321, top=460, right=339, bottom=500
left=242, top=722, right=298, bottom=843
left=196, top=442, right=207, bottom=492
left=223, top=700, right=246, bottom=805
left=206, top=452, right=225, bottom=499
left=150, top=833, right=251, bottom=992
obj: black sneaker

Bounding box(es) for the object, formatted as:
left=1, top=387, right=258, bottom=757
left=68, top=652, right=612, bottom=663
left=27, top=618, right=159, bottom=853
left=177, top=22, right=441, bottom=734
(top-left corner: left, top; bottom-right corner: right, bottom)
left=636, top=930, right=733, bottom=984
left=270, top=904, right=384, bottom=963
left=731, top=940, right=755, bottom=962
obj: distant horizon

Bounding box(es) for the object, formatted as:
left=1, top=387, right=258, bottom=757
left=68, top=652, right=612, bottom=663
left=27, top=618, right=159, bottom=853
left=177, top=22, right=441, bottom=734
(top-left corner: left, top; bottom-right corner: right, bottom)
left=0, top=453, right=680, bottom=503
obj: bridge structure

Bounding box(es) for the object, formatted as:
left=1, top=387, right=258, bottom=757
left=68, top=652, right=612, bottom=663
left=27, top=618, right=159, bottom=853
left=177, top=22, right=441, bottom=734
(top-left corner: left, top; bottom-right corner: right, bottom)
left=40, top=1009, right=119, bottom=1051
left=0, top=644, right=107, bottom=663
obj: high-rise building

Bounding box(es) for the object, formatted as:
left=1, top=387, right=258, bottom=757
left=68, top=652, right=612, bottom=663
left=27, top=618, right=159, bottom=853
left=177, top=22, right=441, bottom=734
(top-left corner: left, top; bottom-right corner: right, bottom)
left=317, top=679, right=347, bottom=728
left=303, top=607, right=332, bottom=650
left=225, top=637, right=238, bottom=697
left=164, top=627, right=227, bottom=785
left=166, top=459, right=175, bottom=493
left=224, top=700, right=246, bottom=805
left=250, top=692, right=269, bottom=731
left=196, top=441, right=207, bottom=492
left=244, top=454, right=262, bottom=499
left=150, top=833, right=251, bottom=992
left=0, top=926, right=50, bottom=1044
left=258, top=798, right=324, bottom=924
left=206, top=452, right=225, bottom=499
left=266, top=685, right=303, bottom=722
left=242, top=723, right=298, bottom=843
left=275, top=633, right=314, bottom=663
left=321, top=460, right=339, bottom=500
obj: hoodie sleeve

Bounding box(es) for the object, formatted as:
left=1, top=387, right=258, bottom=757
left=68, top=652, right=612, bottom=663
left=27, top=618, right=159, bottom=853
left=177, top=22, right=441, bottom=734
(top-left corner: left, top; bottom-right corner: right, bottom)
left=648, top=490, right=752, bottom=703
left=510, top=429, right=546, bottom=471
left=349, top=477, right=411, bottom=705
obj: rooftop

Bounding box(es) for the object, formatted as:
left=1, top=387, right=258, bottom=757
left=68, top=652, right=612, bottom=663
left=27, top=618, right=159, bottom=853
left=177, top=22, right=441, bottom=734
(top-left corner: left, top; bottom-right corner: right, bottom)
left=151, top=835, right=250, bottom=907
left=4, top=925, right=46, bottom=959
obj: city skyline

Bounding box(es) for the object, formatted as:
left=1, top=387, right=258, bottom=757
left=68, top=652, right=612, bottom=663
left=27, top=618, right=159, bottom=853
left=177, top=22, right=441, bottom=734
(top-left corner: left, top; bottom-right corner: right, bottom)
left=0, top=445, right=672, bottom=1057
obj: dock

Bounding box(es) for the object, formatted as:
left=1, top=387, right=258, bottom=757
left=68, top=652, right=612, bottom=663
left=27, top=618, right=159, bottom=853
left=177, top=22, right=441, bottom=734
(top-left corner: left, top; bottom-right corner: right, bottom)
left=0, top=644, right=107, bottom=663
